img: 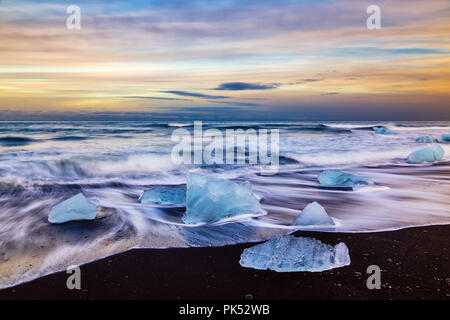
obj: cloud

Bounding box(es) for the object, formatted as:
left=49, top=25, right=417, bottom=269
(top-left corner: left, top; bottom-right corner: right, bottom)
left=296, top=78, right=322, bottom=84
left=321, top=92, right=340, bottom=96
left=206, top=100, right=262, bottom=107
left=123, top=96, right=192, bottom=101
left=214, top=82, right=280, bottom=91
left=162, top=90, right=229, bottom=99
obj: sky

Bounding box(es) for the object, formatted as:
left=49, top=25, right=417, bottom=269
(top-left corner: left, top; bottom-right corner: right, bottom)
left=0, top=0, right=449, bottom=121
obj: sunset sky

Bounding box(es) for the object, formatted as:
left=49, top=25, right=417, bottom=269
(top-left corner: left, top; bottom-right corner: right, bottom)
left=0, top=0, right=449, bottom=120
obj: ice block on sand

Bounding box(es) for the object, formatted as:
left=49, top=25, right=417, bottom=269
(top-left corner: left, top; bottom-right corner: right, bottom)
left=48, top=193, right=98, bottom=224
left=239, top=235, right=350, bottom=272
left=407, top=144, right=444, bottom=164
left=292, top=202, right=335, bottom=226
left=183, top=173, right=263, bottom=224
left=318, top=170, right=372, bottom=187
left=139, top=187, right=186, bottom=205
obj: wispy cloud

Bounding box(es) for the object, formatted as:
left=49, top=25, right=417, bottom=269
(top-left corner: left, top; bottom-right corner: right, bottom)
left=296, top=78, right=322, bottom=84
left=214, top=82, right=280, bottom=91
left=206, top=100, right=262, bottom=107
left=161, top=90, right=229, bottom=99
left=321, top=92, right=340, bottom=96
left=123, top=96, right=192, bottom=101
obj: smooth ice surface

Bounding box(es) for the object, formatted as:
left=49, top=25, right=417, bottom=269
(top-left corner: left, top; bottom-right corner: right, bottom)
left=407, top=144, right=445, bottom=164
left=292, top=202, right=335, bottom=226
left=416, top=136, right=438, bottom=143
left=373, top=127, right=394, bottom=135
left=48, top=193, right=97, bottom=224
left=318, top=170, right=372, bottom=187
left=183, top=173, right=264, bottom=224
left=239, top=235, right=350, bottom=272
left=139, top=187, right=186, bottom=205
left=442, top=133, right=450, bottom=142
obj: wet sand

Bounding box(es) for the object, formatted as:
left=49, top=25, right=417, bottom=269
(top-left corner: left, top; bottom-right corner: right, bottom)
left=0, top=225, right=448, bottom=300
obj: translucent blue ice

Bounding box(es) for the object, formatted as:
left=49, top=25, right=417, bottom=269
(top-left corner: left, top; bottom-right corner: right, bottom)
left=183, top=173, right=264, bottom=224
left=373, top=127, right=394, bottom=134
left=407, top=144, right=445, bottom=164
left=416, top=136, right=437, bottom=143
left=239, top=235, right=350, bottom=272
left=292, top=202, right=335, bottom=226
left=139, top=187, right=186, bottom=205
left=442, top=133, right=450, bottom=142
left=318, top=170, right=372, bottom=187
left=48, top=193, right=97, bottom=224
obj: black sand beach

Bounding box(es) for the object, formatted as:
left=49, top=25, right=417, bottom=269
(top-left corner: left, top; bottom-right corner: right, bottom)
left=0, top=225, right=448, bottom=300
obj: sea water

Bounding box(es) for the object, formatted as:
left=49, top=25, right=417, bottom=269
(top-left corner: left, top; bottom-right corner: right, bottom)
left=0, top=121, right=449, bottom=288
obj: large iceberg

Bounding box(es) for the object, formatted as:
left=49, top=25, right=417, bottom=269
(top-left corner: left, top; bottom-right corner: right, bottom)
left=442, top=133, right=450, bottom=142
left=416, top=136, right=438, bottom=143
left=292, top=202, right=335, bottom=226
left=373, top=127, right=394, bottom=135
left=318, top=170, right=372, bottom=187
left=183, top=173, right=264, bottom=224
left=407, top=144, right=444, bottom=164
left=139, top=187, right=186, bottom=205
left=48, top=193, right=98, bottom=224
left=239, top=235, right=350, bottom=272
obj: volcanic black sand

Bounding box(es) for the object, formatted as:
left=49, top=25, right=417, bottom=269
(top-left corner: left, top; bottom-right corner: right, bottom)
left=0, top=225, right=448, bottom=300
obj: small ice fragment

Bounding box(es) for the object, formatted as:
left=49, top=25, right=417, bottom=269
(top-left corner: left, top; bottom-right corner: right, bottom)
left=416, top=136, right=437, bottom=143
left=292, top=202, right=335, bottom=226
left=407, top=144, right=445, bottom=164
left=373, top=127, right=394, bottom=135
left=139, top=187, right=186, bottom=205
left=48, top=193, right=98, bottom=224
left=442, top=133, right=450, bottom=142
left=318, top=170, right=372, bottom=187
left=239, top=235, right=350, bottom=272
left=183, top=173, right=264, bottom=224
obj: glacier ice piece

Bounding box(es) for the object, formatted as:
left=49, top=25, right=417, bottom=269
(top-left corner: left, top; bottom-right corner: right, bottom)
left=407, top=144, right=444, bottom=164
left=239, top=235, right=350, bottom=272
left=48, top=193, right=98, bottom=224
left=318, top=170, right=372, bottom=187
left=139, top=187, right=186, bottom=205
left=292, top=202, right=335, bottom=226
left=416, top=136, right=438, bottom=143
left=183, top=173, right=263, bottom=224
left=442, top=133, right=450, bottom=142
left=373, top=127, right=394, bottom=135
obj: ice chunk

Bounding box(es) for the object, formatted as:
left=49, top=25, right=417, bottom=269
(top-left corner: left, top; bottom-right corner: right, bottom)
left=373, top=127, right=394, bottom=135
left=48, top=193, right=98, bottom=224
left=407, top=144, right=444, bottom=164
left=442, top=133, right=450, bottom=142
left=239, top=235, right=350, bottom=272
left=416, top=136, right=437, bottom=143
left=183, top=173, right=264, bottom=224
left=318, top=170, right=372, bottom=187
left=292, top=202, right=334, bottom=226
left=139, top=187, right=186, bottom=205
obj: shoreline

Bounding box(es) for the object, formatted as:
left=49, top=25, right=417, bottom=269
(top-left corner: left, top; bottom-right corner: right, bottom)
left=0, top=225, right=448, bottom=300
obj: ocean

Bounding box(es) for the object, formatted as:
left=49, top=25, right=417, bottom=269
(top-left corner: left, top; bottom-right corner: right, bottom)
left=0, top=121, right=449, bottom=288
